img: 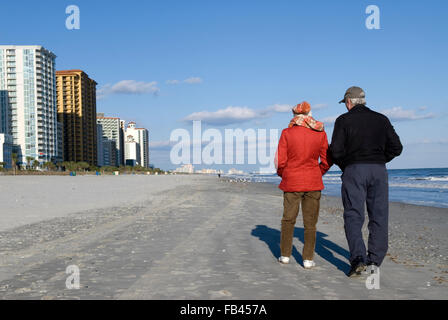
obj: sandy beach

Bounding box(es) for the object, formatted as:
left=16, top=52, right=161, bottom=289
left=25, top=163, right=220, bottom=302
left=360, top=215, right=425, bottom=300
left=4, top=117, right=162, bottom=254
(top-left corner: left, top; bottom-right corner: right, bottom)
left=0, top=175, right=446, bottom=299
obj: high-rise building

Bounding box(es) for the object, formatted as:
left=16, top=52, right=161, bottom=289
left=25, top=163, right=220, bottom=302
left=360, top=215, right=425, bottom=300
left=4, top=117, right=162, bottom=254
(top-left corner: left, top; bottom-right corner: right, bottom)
left=174, top=164, right=194, bottom=174
left=0, top=45, right=58, bottom=165
left=57, top=121, right=63, bottom=163
left=125, top=121, right=150, bottom=168
left=0, top=133, right=12, bottom=168
left=96, top=114, right=124, bottom=167
left=119, top=119, right=125, bottom=165
left=124, top=134, right=140, bottom=167
left=96, top=123, right=104, bottom=167
left=102, top=140, right=117, bottom=167
left=56, top=70, right=97, bottom=166
left=0, top=90, right=9, bottom=134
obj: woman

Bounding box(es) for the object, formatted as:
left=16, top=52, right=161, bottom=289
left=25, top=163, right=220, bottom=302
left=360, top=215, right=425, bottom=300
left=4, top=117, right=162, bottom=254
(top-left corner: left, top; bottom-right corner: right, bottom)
left=275, top=101, right=332, bottom=269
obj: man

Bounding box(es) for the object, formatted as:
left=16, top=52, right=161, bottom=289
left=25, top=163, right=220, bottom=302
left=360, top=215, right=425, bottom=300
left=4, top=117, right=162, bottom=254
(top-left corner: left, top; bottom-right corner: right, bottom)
left=330, top=87, right=403, bottom=277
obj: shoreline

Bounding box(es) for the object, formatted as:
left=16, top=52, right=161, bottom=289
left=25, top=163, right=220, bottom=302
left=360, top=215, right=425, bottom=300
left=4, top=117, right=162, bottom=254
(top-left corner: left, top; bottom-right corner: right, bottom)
left=223, top=176, right=448, bottom=210
left=1, top=171, right=447, bottom=208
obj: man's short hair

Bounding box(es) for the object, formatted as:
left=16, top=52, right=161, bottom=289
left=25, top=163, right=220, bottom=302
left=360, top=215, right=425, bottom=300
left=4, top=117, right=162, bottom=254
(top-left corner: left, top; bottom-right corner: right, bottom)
left=350, top=98, right=366, bottom=105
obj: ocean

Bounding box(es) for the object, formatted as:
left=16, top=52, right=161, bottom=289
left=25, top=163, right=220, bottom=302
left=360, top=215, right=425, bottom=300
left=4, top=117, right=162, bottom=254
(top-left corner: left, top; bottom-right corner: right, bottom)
left=224, top=168, right=448, bottom=208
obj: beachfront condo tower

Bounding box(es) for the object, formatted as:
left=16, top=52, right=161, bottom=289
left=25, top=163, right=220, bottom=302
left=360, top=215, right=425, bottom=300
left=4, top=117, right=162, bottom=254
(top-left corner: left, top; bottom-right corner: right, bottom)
left=96, top=113, right=124, bottom=167
left=0, top=45, right=59, bottom=166
left=56, top=70, right=98, bottom=166
left=125, top=121, right=150, bottom=168
left=124, top=134, right=140, bottom=167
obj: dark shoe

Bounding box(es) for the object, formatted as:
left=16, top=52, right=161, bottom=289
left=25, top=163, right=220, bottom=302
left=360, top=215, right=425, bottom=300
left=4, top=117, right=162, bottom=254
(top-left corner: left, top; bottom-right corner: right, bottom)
left=347, top=257, right=366, bottom=277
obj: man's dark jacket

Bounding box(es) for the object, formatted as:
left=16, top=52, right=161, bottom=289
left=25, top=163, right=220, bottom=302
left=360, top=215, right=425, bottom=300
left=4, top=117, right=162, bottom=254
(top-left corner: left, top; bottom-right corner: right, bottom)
left=329, top=104, right=403, bottom=171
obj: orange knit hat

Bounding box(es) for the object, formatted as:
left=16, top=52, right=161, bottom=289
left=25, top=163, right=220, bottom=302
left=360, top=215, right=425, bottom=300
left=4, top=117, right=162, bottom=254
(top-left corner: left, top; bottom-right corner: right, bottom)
left=292, top=101, right=311, bottom=115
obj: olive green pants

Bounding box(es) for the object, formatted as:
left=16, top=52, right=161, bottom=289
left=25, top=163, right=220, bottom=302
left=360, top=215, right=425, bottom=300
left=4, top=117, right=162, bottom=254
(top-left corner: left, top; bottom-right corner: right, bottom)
left=280, top=191, right=321, bottom=261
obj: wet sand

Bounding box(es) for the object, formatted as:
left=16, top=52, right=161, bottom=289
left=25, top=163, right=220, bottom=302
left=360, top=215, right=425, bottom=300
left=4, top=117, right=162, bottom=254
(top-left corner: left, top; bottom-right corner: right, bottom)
left=0, top=175, right=446, bottom=299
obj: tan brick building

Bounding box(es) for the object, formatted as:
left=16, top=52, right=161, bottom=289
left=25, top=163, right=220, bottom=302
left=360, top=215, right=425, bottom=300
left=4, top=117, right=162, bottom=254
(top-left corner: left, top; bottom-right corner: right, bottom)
left=56, top=70, right=97, bottom=166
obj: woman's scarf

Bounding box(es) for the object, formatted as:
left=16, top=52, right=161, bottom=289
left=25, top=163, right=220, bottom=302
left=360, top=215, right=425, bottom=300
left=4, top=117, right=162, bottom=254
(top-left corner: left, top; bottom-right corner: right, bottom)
left=288, top=102, right=324, bottom=132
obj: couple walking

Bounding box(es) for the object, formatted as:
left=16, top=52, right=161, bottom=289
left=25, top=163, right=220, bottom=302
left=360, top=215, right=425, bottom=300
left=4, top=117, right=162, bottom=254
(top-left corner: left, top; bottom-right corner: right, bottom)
left=275, top=86, right=403, bottom=276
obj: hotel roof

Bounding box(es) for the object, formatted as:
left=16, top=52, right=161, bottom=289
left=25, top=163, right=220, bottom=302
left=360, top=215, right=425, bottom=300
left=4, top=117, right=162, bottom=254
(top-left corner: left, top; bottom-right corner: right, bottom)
left=56, top=70, right=97, bottom=84
left=97, top=116, right=120, bottom=120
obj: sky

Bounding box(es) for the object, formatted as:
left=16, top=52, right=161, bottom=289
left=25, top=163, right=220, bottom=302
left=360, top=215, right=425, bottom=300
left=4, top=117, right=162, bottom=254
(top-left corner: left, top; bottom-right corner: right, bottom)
left=1, top=0, right=447, bottom=171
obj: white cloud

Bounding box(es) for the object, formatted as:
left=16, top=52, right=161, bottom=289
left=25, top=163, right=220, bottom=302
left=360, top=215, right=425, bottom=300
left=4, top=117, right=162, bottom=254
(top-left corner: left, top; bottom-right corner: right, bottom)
left=380, top=106, right=435, bottom=121
left=182, top=102, right=329, bottom=126
left=264, top=103, right=328, bottom=114
left=166, top=77, right=203, bottom=85
left=183, top=77, right=202, bottom=84
left=266, top=104, right=292, bottom=113
left=98, top=80, right=159, bottom=99
left=183, top=106, right=262, bottom=125
left=315, top=106, right=434, bottom=127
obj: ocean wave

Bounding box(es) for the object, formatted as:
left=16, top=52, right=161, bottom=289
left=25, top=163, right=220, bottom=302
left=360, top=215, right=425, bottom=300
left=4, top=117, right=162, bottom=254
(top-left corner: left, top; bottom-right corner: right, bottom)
left=408, top=176, right=448, bottom=182
left=325, top=173, right=342, bottom=177
left=322, top=177, right=341, bottom=182
left=322, top=180, right=448, bottom=189
left=398, top=199, right=448, bottom=208
left=241, top=168, right=448, bottom=208
left=389, top=183, right=448, bottom=190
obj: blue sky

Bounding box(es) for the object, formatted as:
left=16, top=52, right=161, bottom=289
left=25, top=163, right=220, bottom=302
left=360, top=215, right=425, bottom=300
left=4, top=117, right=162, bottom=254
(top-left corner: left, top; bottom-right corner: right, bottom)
left=1, top=0, right=447, bottom=171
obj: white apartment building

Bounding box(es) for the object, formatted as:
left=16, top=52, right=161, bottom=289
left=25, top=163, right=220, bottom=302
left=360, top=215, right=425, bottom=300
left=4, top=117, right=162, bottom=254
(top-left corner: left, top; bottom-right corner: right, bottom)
left=228, top=168, right=245, bottom=175
left=0, top=45, right=58, bottom=165
left=195, top=168, right=224, bottom=174
left=124, top=135, right=140, bottom=167
left=125, top=121, right=149, bottom=168
left=174, top=164, right=194, bottom=174
left=96, top=114, right=124, bottom=167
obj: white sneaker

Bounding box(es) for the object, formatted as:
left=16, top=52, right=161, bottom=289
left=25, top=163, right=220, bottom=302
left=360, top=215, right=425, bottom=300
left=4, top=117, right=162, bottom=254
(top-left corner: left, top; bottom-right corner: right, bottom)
left=278, top=256, right=290, bottom=264
left=303, top=260, right=316, bottom=269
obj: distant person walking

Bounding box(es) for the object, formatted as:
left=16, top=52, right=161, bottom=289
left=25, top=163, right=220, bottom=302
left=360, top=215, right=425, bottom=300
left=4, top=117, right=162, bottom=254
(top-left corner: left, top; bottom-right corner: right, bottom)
left=276, top=102, right=332, bottom=269
left=330, top=87, right=403, bottom=277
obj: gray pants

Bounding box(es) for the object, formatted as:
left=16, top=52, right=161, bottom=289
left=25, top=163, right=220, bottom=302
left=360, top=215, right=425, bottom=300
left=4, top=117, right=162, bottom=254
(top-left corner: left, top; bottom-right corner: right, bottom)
left=341, top=163, right=389, bottom=266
